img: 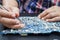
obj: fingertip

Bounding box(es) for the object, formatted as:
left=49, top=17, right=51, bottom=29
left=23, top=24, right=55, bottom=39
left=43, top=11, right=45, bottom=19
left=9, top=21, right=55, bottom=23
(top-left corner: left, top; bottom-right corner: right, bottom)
left=46, top=19, right=53, bottom=22
left=46, top=19, right=49, bottom=21
left=12, top=24, right=25, bottom=29
left=42, top=18, right=45, bottom=20
left=38, top=15, right=41, bottom=19
left=20, top=24, right=25, bottom=28
left=16, top=21, right=20, bottom=24
left=15, top=13, right=20, bottom=17
left=8, top=12, right=16, bottom=18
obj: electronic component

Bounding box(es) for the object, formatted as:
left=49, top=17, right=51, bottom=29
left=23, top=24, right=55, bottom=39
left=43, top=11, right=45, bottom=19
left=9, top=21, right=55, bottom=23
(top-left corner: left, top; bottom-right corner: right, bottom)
left=1, top=17, right=60, bottom=34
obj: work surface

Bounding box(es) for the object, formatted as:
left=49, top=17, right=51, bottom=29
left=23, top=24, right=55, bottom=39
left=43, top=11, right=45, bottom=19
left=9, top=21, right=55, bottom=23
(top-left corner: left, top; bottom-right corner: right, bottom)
left=1, top=17, right=60, bottom=34
left=0, top=33, right=60, bottom=40
left=0, top=24, right=60, bottom=40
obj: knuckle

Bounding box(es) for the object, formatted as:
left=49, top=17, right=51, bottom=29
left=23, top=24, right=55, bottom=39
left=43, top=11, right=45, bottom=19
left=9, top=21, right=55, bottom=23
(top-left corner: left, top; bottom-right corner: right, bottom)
left=49, top=13, right=54, bottom=16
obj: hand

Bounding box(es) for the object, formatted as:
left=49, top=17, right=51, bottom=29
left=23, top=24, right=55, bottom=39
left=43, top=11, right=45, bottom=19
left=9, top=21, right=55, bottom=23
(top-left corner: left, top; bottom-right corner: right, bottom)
left=0, top=6, right=25, bottom=29
left=38, top=6, right=60, bottom=22
left=3, top=6, right=20, bottom=18
left=0, top=17, right=25, bottom=29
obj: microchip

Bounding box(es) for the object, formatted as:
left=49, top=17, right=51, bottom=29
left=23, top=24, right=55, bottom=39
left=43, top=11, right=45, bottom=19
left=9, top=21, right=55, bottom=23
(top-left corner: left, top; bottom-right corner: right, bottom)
left=1, top=17, right=60, bottom=34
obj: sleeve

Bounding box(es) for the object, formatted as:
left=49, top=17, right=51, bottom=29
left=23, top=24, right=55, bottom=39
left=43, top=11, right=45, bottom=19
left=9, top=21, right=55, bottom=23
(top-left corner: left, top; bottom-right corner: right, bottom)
left=16, top=0, right=20, bottom=8
left=0, top=0, right=2, bottom=5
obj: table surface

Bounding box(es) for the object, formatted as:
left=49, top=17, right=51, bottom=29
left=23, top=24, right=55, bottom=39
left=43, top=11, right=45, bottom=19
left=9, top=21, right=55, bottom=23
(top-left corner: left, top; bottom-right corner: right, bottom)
left=0, top=24, right=60, bottom=40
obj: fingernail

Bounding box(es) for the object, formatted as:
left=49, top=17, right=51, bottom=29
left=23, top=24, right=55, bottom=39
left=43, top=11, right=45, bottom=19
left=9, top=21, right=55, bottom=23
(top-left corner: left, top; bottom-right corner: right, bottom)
left=42, top=18, right=44, bottom=20
left=38, top=16, right=41, bottom=19
left=46, top=19, right=49, bottom=21
left=20, top=24, right=25, bottom=27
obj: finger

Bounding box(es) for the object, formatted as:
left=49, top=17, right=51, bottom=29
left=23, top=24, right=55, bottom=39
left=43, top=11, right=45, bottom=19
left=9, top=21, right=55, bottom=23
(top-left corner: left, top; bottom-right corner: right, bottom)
left=38, top=10, right=48, bottom=19
left=41, top=13, right=51, bottom=20
left=3, top=24, right=25, bottom=29
left=38, top=7, right=55, bottom=19
left=2, top=7, right=12, bottom=12
left=11, top=7, right=20, bottom=17
left=15, top=13, right=20, bottom=17
left=0, top=17, right=20, bottom=25
left=0, top=9, right=15, bottom=18
left=46, top=17, right=60, bottom=22
left=42, top=12, right=58, bottom=20
left=10, top=24, right=25, bottom=29
left=3, top=6, right=13, bottom=12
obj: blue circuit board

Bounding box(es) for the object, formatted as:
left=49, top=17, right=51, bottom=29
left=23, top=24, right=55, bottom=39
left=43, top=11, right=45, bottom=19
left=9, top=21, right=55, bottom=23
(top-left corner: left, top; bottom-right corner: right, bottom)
left=1, top=17, right=60, bottom=34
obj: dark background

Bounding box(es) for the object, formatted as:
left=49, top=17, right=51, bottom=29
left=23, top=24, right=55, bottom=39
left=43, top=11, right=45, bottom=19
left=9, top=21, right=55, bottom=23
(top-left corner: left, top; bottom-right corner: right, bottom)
left=0, top=32, right=60, bottom=40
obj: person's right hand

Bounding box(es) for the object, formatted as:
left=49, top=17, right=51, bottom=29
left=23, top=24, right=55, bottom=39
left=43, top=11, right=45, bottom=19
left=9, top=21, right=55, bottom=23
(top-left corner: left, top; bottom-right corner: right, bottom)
left=0, top=7, right=25, bottom=29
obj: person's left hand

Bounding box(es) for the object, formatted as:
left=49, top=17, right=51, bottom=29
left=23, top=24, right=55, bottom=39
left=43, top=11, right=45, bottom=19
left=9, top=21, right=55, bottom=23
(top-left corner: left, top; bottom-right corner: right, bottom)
left=38, top=6, right=60, bottom=22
